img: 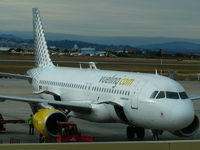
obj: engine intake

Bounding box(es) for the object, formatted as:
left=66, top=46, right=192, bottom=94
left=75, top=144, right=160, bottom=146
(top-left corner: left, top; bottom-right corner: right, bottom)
left=33, top=109, right=67, bottom=136
left=171, top=115, right=199, bottom=137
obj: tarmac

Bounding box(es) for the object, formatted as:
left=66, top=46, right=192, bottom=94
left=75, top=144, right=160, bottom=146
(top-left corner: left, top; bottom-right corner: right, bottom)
left=0, top=79, right=200, bottom=143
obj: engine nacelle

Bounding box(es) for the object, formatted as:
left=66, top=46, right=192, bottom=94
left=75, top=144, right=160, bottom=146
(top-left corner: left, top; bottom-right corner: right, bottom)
left=171, top=115, right=199, bottom=137
left=33, top=109, right=67, bottom=137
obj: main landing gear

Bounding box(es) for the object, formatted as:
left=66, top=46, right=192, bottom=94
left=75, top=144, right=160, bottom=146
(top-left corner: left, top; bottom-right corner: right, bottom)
left=152, top=129, right=163, bottom=141
left=127, top=126, right=145, bottom=140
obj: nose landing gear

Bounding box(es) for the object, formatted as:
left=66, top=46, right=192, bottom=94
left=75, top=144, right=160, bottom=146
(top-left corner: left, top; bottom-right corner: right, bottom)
left=127, top=126, right=145, bottom=140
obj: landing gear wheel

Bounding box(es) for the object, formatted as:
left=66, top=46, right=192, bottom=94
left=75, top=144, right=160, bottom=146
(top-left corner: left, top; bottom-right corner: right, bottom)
left=126, top=126, right=135, bottom=139
left=136, top=127, right=145, bottom=140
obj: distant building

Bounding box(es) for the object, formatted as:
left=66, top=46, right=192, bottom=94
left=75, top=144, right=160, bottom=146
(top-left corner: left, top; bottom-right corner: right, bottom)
left=95, top=51, right=107, bottom=57
left=49, top=46, right=57, bottom=49
left=80, top=48, right=96, bottom=56
left=0, top=47, right=10, bottom=53
left=73, top=44, right=79, bottom=50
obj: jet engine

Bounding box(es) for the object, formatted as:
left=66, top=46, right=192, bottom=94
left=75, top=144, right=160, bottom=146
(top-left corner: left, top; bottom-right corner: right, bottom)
left=33, top=109, right=67, bottom=136
left=171, top=115, right=199, bottom=137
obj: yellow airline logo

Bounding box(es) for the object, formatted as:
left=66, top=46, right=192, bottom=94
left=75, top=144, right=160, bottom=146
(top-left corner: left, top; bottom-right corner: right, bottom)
left=99, top=76, right=135, bottom=86
left=119, top=78, right=135, bottom=86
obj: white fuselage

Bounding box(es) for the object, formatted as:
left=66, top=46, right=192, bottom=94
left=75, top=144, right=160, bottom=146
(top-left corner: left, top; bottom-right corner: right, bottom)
left=27, top=66, right=195, bottom=131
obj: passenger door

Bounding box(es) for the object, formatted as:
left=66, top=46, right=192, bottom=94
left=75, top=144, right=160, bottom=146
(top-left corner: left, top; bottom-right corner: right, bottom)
left=131, top=80, right=146, bottom=109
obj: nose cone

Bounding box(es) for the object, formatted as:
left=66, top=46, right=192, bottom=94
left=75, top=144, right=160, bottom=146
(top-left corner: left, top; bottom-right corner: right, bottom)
left=170, top=100, right=194, bottom=130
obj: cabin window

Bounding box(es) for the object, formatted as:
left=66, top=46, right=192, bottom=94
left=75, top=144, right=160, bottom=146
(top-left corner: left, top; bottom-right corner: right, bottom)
left=107, top=88, right=109, bottom=93
left=110, top=89, right=113, bottom=93
left=114, top=89, right=117, bottom=94
left=121, top=90, right=124, bottom=95
left=116, top=89, right=119, bottom=94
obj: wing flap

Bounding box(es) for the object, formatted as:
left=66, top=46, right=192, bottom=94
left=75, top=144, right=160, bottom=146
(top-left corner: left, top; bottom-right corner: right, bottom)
left=0, top=94, right=91, bottom=114
left=0, top=72, right=31, bottom=80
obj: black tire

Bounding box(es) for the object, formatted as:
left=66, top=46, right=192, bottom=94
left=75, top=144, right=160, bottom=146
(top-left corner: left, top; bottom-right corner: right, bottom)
left=126, top=126, right=135, bottom=139
left=136, top=127, right=145, bottom=140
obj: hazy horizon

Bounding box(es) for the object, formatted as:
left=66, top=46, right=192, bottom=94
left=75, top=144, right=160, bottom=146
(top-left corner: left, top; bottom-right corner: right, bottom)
left=0, top=0, right=200, bottom=39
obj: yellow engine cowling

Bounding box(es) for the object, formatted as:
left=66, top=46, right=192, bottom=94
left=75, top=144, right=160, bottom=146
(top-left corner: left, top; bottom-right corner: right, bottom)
left=33, top=109, right=67, bottom=137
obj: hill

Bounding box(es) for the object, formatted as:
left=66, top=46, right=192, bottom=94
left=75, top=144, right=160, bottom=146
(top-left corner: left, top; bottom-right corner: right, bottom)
left=138, top=42, right=200, bottom=53
left=0, top=35, right=132, bottom=50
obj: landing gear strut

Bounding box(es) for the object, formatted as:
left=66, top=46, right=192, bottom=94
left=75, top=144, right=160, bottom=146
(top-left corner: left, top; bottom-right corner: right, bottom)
left=152, top=130, right=163, bottom=140
left=136, top=127, right=145, bottom=140
left=127, top=126, right=135, bottom=139
left=126, top=126, right=145, bottom=140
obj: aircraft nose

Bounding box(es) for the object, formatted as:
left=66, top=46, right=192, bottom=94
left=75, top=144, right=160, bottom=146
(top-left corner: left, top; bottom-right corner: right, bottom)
left=170, top=100, right=194, bottom=129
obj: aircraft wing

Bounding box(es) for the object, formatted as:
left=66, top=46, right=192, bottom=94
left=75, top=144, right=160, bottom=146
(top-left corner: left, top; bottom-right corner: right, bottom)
left=0, top=72, right=32, bottom=80
left=0, top=94, right=92, bottom=114
left=189, top=95, right=200, bottom=100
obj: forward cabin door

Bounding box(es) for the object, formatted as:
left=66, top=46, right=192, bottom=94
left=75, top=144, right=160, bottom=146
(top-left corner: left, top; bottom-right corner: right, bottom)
left=131, top=80, right=146, bottom=109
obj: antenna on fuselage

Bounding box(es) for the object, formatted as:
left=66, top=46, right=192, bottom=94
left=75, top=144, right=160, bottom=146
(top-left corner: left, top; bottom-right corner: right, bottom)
left=155, top=69, right=158, bottom=75
left=79, top=62, right=98, bottom=70
left=89, top=62, right=97, bottom=70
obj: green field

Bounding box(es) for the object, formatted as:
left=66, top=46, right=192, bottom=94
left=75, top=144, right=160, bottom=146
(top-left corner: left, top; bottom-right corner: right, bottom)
left=0, top=60, right=200, bottom=80
left=1, top=54, right=200, bottom=80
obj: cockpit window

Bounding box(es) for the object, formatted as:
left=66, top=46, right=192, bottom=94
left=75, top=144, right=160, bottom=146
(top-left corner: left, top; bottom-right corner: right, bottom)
left=151, top=91, right=188, bottom=100
left=150, top=91, right=159, bottom=99
left=166, top=92, right=179, bottom=99
left=179, top=92, right=189, bottom=99
left=156, top=91, right=165, bottom=99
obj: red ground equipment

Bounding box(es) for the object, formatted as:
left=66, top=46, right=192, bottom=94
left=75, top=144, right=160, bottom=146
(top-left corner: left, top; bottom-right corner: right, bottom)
left=0, top=114, right=25, bottom=132
left=56, top=121, right=94, bottom=142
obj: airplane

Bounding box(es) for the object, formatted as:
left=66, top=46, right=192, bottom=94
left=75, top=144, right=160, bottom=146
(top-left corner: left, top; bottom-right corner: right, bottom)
left=0, top=8, right=199, bottom=140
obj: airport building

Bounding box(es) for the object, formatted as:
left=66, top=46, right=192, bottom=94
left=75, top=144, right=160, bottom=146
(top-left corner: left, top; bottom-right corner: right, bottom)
left=80, top=47, right=96, bottom=56
left=0, top=47, right=10, bottom=53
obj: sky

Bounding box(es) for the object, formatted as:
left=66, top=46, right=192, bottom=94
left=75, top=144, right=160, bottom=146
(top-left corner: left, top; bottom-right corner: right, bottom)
left=0, top=0, right=200, bottom=38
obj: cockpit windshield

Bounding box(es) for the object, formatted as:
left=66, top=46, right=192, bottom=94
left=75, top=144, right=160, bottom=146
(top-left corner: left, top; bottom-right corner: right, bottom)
left=150, top=91, right=158, bottom=98
left=166, top=92, right=179, bottom=99
left=150, top=91, right=189, bottom=100
left=179, top=92, right=189, bottom=99
left=156, top=91, right=165, bottom=99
